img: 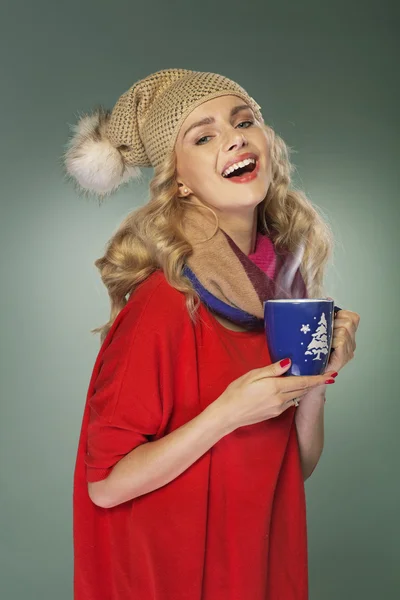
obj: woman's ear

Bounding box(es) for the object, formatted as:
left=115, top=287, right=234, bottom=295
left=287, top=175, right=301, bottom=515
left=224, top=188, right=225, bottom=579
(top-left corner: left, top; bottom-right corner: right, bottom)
left=177, top=182, right=191, bottom=198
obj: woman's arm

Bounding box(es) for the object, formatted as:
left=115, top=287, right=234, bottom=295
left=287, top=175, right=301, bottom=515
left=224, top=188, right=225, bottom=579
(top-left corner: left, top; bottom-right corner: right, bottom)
left=88, top=402, right=230, bottom=508
left=294, top=386, right=326, bottom=481
left=295, top=306, right=360, bottom=480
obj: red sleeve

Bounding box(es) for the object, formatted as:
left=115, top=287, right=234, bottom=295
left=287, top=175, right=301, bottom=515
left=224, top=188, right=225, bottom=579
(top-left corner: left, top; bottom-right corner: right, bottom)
left=84, top=275, right=183, bottom=483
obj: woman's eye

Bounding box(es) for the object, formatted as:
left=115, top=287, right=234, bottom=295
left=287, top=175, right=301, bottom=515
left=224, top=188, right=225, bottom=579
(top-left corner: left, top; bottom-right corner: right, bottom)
left=237, top=120, right=254, bottom=128
left=195, top=120, right=254, bottom=145
left=195, top=135, right=211, bottom=145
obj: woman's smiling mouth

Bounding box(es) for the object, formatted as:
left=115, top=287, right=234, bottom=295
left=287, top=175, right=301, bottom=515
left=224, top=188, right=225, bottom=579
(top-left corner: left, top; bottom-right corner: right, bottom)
left=221, top=155, right=260, bottom=183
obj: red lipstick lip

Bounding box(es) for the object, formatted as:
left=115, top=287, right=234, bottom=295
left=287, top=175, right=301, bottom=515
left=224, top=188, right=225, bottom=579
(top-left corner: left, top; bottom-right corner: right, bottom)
left=221, top=152, right=259, bottom=176
left=224, top=158, right=260, bottom=183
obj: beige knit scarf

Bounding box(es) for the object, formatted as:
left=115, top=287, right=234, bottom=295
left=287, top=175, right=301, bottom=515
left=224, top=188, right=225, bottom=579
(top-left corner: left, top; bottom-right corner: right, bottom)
left=180, top=205, right=308, bottom=331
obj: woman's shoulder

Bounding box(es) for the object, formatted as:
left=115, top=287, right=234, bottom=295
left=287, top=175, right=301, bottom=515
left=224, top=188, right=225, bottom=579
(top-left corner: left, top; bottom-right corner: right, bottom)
left=99, top=270, right=191, bottom=354
left=121, top=269, right=189, bottom=332
left=130, top=269, right=186, bottom=308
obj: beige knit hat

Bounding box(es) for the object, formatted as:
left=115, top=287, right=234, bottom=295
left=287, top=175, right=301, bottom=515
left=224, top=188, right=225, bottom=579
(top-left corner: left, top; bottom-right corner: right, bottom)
left=63, top=68, right=263, bottom=197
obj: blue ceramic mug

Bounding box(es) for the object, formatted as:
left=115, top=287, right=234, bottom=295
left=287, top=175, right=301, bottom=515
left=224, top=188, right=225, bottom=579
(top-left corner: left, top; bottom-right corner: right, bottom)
left=263, top=299, right=340, bottom=376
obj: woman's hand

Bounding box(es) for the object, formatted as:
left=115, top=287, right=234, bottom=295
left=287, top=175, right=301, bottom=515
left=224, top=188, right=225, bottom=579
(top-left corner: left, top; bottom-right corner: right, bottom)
left=213, top=359, right=337, bottom=433
left=324, top=305, right=360, bottom=374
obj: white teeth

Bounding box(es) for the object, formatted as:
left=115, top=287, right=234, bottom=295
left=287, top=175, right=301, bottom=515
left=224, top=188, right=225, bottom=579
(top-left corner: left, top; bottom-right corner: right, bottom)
left=222, top=157, right=256, bottom=177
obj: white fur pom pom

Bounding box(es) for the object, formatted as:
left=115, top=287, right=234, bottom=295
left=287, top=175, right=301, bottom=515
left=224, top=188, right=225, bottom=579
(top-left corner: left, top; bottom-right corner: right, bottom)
left=63, top=107, right=141, bottom=197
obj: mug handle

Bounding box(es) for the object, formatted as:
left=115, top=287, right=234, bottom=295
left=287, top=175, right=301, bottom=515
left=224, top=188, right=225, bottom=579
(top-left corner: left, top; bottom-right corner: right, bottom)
left=330, top=305, right=342, bottom=353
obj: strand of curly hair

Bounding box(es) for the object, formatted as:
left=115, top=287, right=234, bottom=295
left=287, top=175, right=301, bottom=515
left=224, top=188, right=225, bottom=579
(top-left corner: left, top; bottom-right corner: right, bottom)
left=91, top=123, right=334, bottom=344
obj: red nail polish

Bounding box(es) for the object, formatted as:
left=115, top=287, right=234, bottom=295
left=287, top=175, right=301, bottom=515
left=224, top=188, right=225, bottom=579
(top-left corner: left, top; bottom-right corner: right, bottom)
left=325, top=378, right=335, bottom=384
left=280, top=358, right=291, bottom=367
left=330, top=372, right=338, bottom=378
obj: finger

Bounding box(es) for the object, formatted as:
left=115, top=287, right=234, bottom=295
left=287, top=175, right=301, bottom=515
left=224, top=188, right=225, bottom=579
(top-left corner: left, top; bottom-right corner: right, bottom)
left=280, top=381, right=327, bottom=398
left=331, top=328, right=348, bottom=342
left=331, top=332, right=351, bottom=352
left=280, top=386, right=313, bottom=397
left=278, top=372, right=334, bottom=394
left=333, top=317, right=358, bottom=336
left=282, top=395, right=302, bottom=409
left=330, top=337, right=343, bottom=349
left=251, top=358, right=292, bottom=381
left=332, top=327, right=356, bottom=342
left=332, top=324, right=351, bottom=337
left=330, top=338, right=349, bottom=360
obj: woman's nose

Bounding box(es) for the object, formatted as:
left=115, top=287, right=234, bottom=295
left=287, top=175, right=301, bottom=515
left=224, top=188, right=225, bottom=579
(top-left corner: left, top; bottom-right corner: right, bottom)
left=224, top=131, right=247, bottom=152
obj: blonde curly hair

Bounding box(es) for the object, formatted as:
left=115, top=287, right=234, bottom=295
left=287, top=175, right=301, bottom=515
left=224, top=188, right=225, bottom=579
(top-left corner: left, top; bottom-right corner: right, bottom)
left=92, top=122, right=334, bottom=344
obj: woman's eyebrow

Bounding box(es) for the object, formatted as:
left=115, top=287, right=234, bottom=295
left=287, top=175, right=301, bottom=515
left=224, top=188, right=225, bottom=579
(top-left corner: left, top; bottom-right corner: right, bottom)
left=183, top=104, right=252, bottom=140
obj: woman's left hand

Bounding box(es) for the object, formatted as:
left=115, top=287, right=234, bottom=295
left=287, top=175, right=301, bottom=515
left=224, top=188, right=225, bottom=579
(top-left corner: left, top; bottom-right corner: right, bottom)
left=324, top=307, right=360, bottom=374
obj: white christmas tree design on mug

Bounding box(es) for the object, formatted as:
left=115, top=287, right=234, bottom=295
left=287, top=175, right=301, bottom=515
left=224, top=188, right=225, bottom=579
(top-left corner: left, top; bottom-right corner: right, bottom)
left=301, top=313, right=329, bottom=361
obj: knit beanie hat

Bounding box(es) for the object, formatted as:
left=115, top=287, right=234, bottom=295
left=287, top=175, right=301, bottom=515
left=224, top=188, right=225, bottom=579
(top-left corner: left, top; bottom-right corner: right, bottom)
left=63, top=68, right=263, bottom=198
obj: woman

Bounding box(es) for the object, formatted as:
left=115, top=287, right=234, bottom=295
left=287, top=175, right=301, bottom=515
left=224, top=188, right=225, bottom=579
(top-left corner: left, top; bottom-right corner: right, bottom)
left=64, top=68, right=359, bottom=600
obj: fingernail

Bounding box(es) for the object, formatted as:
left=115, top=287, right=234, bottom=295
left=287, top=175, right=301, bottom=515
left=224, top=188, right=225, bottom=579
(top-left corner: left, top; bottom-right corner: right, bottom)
left=330, top=372, right=338, bottom=378
left=325, top=378, right=336, bottom=384
left=280, top=358, right=291, bottom=367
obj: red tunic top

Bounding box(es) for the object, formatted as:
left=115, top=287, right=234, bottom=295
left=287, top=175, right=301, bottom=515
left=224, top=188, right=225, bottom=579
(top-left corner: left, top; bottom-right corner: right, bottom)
left=73, top=270, right=308, bottom=599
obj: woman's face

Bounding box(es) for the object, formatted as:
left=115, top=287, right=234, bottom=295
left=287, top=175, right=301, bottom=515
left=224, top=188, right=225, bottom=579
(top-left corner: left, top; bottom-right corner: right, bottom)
left=174, top=95, right=272, bottom=219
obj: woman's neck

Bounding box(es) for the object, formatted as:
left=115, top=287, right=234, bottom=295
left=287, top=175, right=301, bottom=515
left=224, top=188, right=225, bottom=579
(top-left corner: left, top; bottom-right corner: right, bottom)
left=219, top=211, right=258, bottom=255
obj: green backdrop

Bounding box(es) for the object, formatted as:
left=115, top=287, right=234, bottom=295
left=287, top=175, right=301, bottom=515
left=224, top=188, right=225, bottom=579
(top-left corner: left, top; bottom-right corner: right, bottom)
left=1, top=0, right=398, bottom=598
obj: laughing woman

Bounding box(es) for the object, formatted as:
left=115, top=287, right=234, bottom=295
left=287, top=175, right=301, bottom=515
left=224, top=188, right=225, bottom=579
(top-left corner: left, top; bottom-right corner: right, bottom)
left=64, top=68, right=359, bottom=600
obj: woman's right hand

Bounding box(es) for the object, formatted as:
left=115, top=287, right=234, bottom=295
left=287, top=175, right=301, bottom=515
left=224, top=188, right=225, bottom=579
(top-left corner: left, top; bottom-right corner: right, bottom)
left=213, top=359, right=336, bottom=432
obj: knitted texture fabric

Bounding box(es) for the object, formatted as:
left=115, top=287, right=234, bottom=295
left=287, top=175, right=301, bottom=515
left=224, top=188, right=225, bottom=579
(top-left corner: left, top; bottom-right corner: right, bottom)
left=181, top=206, right=309, bottom=330
left=64, top=68, right=264, bottom=196
left=106, top=68, right=263, bottom=169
